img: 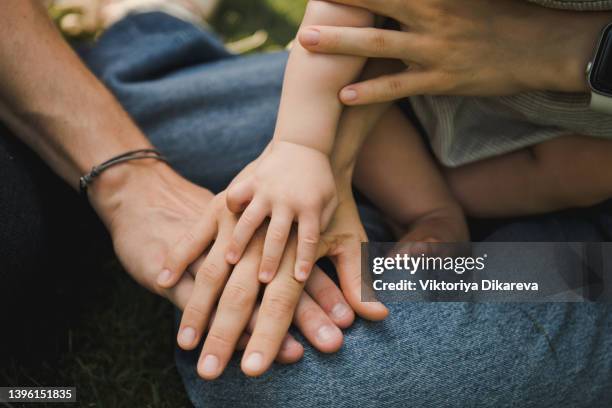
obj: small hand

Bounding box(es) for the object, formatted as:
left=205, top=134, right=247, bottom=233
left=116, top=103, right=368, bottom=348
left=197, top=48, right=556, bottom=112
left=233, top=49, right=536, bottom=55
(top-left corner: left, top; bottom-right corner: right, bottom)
left=162, top=184, right=387, bottom=378
left=225, top=141, right=338, bottom=283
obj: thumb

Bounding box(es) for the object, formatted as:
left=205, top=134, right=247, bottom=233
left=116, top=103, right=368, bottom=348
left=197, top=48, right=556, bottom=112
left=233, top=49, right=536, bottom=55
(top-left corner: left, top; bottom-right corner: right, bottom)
left=331, top=240, right=388, bottom=321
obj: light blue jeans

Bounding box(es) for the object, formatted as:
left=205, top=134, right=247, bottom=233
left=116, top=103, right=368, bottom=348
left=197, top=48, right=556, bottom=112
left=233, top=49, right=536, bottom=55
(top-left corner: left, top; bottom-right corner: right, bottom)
left=81, top=13, right=612, bottom=407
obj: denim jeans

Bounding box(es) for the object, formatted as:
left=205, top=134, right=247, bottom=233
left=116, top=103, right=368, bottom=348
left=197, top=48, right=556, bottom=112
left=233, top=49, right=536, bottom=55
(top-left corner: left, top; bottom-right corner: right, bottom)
left=79, top=12, right=611, bottom=407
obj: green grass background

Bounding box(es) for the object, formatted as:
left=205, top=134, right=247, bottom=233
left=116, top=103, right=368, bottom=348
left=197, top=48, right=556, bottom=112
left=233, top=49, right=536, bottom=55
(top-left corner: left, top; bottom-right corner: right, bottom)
left=0, top=1, right=306, bottom=407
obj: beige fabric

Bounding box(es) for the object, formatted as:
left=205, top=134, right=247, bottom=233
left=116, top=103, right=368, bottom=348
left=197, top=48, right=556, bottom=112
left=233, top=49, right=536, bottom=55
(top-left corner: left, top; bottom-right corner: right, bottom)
left=411, top=0, right=612, bottom=167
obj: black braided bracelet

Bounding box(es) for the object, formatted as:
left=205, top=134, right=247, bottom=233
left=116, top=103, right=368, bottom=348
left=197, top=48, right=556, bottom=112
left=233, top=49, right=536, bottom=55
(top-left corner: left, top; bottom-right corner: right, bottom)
left=79, top=148, right=169, bottom=194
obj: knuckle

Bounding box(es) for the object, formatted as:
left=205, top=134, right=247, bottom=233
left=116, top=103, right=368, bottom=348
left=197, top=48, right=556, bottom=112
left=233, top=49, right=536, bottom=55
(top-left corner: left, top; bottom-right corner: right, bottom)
left=261, top=254, right=278, bottom=268
left=348, top=270, right=363, bottom=288
left=254, top=330, right=284, bottom=348
left=312, top=284, right=338, bottom=304
left=295, top=304, right=321, bottom=325
left=206, top=330, right=234, bottom=348
left=300, top=233, right=320, bottom=248
left=269, top=226, right=286, bottom=242
left=198, top=262, right=225, bottom=286
left=223, top=284, right=256, bottom=310
left=368, top=31, right=387, bottom=54
left=264, top=293, right=297, bottom=320
left=386, top=77, right=404, bottom=97
left=184, top=304, right=208, bottom=326
left=300, top=196, right=322, bottom=210
left=240, top=212, right=257, bottom=228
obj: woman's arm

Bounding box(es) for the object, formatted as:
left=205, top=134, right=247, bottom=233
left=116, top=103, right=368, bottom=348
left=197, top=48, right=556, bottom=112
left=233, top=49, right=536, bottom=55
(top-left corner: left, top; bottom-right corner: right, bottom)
left=298, top=0, right=612, bottom=104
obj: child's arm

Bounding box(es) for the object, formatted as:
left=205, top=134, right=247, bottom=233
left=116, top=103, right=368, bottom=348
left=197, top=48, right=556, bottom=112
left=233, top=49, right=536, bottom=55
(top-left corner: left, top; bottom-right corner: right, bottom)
left=274, top=1, right=374, bottom=154
left=225, top=2, right=375, bottom=283
left=444, top=135, right=612, bottom=218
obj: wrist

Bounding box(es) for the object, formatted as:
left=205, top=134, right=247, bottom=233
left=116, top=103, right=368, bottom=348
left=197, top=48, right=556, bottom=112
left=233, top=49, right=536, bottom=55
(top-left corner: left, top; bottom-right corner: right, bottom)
left=87, top=158, right=175, bottom=226
left=532, top=11, right=612, bottom=93
left=272, top=130, right=333, bottom=156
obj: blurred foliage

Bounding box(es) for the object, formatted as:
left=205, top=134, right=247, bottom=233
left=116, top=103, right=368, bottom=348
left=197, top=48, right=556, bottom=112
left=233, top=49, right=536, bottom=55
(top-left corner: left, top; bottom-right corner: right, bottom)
left=212, top=0, right=307, bottom=49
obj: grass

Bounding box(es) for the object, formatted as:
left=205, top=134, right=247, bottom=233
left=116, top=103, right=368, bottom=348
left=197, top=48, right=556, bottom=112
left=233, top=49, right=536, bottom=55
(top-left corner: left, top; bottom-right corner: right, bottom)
left=0, top=1, right=305, bottom=407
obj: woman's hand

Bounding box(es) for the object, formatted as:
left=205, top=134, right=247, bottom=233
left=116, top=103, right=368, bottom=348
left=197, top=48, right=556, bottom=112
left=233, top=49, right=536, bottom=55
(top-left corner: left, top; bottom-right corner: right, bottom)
left=298, top=0, right=612, bottom=104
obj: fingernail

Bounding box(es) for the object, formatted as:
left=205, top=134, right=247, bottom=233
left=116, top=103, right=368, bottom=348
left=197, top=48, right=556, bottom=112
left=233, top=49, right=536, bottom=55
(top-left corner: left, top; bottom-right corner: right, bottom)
left=295, top=264, right=309, bottom=282
left=243, top=352, right=263, bottom=373
left=178, top=327, right=196, bottom=346
left=340, top=88, right=358, bottom=102
left=280, top=336, right=297, bottom=351
left=200, top=354, right=219, bottom=376
left=259, top=270, right=273, bottom=282
left=316, top=325, right=338, bottom=344
left=300, top=28, right=320, bottom=46
left=157, top=269, right=173, bottom=285
left=331, top=303, right=350, bottom=320
left=226, top=251, right=238, bottom=264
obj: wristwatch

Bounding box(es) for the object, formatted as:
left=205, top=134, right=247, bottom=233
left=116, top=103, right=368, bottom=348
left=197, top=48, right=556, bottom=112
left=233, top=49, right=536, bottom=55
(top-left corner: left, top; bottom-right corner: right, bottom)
left=587, top=23, right=612, bottom=114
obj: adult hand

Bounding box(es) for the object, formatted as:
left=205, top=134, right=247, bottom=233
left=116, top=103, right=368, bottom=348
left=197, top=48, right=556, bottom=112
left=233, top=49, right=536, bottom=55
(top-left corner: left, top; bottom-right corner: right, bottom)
left=89, top=162, right=344, bottom=364
left=298, top=0, right=612, bottom=104
left=164, top=185, right=388, bottom=378
left=237, top=181, right=388, bottom=378
left=88, top=160, right=214, bottom=309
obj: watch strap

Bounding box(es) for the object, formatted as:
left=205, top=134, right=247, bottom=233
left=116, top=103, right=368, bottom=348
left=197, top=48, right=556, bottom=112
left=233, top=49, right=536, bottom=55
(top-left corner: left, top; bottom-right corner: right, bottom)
left=590, top=91, right=612, bottom=114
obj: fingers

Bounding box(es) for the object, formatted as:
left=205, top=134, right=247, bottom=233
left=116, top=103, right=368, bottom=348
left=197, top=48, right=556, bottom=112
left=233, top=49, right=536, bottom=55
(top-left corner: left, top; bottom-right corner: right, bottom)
left=226, top=179, right=254, bottom=213
left=299, top=26, right=425, bottom=61
left=163, top=273, right=196, bottom=311
left=292, top=292, right=343, bottom=354
left=339, top=71, right=443, bottom=105
left=177, top=238, right=232, bottom=351
left=196, top=239, right=261, bottom=379
left=241, top=243, right=304, bottom=377
left=259, top=208, right=293, bottom=283
left=332, top=241, right=389, bottom=321
left=294, top=213, right=321, bottom=282
left=159, top=216, right=217, bottom=288
left=305, top=266, right=355, bottom=329
left=243, top=306, right=304, bottom=365
left=226, top=199, right=269, bottom=264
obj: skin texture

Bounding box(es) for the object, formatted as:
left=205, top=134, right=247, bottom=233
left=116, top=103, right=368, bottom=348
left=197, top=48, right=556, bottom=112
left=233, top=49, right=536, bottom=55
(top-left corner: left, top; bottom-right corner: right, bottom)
left=224, top=0, right=375, bottom=283
left=353, top=106, right=468, bottom=242
left=164, top=96, right=396, bottom=379
left=0, top=0, right=367, bottom=365
left=165, top=172, right=388, bottom=378
left=298, top=0, right=612, bottom=104
left=443, top=135, right=612, bottom=218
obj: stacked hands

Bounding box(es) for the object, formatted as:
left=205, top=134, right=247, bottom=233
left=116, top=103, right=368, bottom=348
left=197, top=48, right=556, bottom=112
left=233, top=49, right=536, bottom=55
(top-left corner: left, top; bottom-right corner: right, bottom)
left=157, top=137, right=388, bottom=379
left=91, top=0, right=612, bottom=381
left=6, top=0, right=612, bottom=388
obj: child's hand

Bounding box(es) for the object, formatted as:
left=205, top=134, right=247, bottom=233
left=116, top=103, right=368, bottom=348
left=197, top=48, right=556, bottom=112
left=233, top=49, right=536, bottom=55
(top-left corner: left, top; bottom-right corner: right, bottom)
left=225, top=141, right=338, bottom=283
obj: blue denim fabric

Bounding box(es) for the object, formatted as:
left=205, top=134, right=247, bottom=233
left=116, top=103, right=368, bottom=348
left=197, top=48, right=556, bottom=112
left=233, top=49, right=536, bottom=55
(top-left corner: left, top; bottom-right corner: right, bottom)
left=82, top=12, right=612, bottom=408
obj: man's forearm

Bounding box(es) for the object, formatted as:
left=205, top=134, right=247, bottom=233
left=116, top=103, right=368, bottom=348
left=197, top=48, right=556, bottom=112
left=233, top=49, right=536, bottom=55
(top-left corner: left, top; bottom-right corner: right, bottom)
left=0, top=0, right=152, bottom=191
